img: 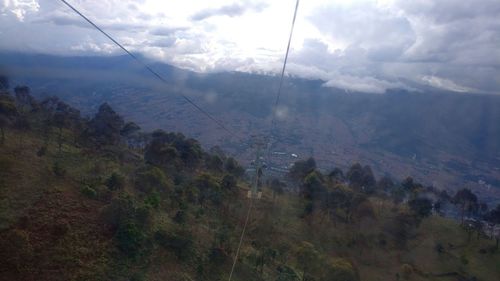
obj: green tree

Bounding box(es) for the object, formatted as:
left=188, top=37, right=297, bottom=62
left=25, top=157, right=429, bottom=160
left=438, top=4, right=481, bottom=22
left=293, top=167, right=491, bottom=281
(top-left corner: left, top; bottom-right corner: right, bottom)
left=295, top=241, right=320, bottom=281
left=0, top=93, right=18, bottom=145
left=0, top=75, right=9, bottom=91
left=155, top=229, right=194, bottom=261
left=195, top=173, right=222, bottom=206
left=270, top=178, right=285, bottom=201
left=106, top=172, right=126, bottom=191
left=14, top=115, right=30, bottom=142
left=453, top=188, right=478, bottom=225
left=86, top=103, right=124, bottom=146
left=324, top=258, right=359, bottom=281
left=135, top=166, right=169, bottom=194
left=207, top=154, right=224, bottom=172
left=225, top=157, right=244, bottom=177
left=408, top=198, right=433, bottom=221
left=328, top=167, right=345, bottom=183
left=276, top=265, right=299, bottom=281
left=289, top=157, right=316, bottom=182
left=120, top=121, right=141, bottom=137
left=376, top=176, right=394, bottom=194
left=116, top=222, right=145, bottom=258
left=485, top=204, right=500, bottom=248
left=346, top=163, right=376, bottom=193
left=301, top=171, right=326, bottom=201
left=221, top=174, right=237, bottom=191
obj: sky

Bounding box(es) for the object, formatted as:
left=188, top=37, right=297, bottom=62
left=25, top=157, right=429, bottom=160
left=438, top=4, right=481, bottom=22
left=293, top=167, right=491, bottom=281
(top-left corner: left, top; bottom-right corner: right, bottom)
left=1, top=0, right=499, bottom=94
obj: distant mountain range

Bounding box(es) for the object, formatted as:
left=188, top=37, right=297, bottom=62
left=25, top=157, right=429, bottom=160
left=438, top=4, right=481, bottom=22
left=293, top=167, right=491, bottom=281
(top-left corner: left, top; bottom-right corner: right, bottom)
left=2, top=52, right=500, bottom=203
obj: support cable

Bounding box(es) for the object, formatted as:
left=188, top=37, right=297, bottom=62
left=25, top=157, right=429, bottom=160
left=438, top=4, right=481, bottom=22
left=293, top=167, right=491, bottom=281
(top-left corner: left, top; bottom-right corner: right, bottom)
left=227, top=0, right=300, bottom=269
left=58, top=0, right=239, bottom=140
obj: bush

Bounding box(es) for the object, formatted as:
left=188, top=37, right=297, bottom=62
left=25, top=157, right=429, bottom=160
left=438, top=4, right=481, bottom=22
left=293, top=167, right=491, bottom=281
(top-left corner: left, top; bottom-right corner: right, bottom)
left=101, top=196, right=136, bottom=230
left=116, top=222, right=145, bottom=258
left=0, top=157, right=13, bottom=188
left=434, top=242, right=444, bottom=253
left=81, top=185, right=97, bottom=199
left=327, top=258, right=359, bottom=281
left=221, top=174, right=237, bottom=191
left=53, top=161, right=66, bottom=177
left=94, top=185, right=113, bottom=202
left=135, top=166, right=169, bottom=193
left=136, top=204, right=152, bottom=227
left=36, top=146, right=47, bottom=157
left=144, top=192, right=161, bottom=208
left=155, top=229, right=193, bottom=261
left=460, top=254, right=469, bottom=265
left=276, top=265, right=299, bottom=281
left=208, top=247, right=229, bottom=267
left=106, top=172, right=125, bottom=191
left=173, top=210, right=186, bottom=224
left=401, top=264, right=413, bottom=279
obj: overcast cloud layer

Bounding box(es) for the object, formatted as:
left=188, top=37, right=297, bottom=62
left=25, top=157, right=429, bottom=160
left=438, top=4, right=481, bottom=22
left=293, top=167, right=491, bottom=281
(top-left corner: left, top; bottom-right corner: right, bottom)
left=1, top=0, right=499, bottom=94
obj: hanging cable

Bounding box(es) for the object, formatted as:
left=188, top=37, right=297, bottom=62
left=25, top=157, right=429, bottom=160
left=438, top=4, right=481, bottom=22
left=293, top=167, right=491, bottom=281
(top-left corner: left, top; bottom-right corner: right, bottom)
left=228, top=197, right=254, bottom=281
left=58, top=0, right=239, bottom=140
left=271, top=0, right=300, bottom=128
left=227, top=1, right=300, bottom=279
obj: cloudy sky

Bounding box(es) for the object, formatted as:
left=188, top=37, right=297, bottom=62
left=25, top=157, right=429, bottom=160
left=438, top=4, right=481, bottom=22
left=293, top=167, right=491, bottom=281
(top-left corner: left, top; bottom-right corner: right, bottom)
left=1, top=0, right=499, bottom=94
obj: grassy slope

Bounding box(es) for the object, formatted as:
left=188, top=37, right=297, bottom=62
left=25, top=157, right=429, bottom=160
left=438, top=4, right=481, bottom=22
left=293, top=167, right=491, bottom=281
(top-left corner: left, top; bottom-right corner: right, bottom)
left=1, top=128, right=499, bottom=281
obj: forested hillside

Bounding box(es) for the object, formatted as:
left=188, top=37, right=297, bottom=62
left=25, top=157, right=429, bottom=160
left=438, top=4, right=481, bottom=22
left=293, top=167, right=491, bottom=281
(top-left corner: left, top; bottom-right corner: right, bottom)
left=1, top=80, right=500, bottom=281
left=3, top=53, right=500, bottom=204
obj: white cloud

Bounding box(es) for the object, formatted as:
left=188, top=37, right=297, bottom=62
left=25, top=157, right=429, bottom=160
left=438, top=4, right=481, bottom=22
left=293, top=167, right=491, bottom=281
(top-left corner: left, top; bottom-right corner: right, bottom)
left=0, top=0, right=499, bottom=94
left=324, top=74, right=401, bottom=94
left=420, top=76, right=476, bottom=93
left=1, top=0, right=39, bottom=21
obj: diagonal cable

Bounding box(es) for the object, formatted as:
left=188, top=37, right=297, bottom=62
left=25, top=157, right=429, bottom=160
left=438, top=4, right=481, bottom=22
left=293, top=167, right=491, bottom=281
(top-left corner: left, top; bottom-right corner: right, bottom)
left=58, top=0, right=238, bottom=139
left=270, top=0, right=300, bottom=128
left=228, top=1, right=300, bottom=280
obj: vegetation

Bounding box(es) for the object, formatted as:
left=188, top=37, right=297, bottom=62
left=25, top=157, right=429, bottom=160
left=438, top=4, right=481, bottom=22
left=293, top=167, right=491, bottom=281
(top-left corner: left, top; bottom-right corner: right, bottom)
left=0, top=80, right=499, bottom=281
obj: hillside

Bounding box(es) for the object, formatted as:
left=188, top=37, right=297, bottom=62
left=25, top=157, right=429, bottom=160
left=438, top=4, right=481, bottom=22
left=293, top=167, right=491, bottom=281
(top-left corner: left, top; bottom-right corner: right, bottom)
left=1, top=81, right=500, bottom=281
left=2, top=53, right=500, bottom=204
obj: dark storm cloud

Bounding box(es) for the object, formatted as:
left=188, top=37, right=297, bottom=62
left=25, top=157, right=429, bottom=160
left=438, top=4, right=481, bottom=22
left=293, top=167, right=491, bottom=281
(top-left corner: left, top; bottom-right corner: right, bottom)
left=190, top=2, right=267, bottom=21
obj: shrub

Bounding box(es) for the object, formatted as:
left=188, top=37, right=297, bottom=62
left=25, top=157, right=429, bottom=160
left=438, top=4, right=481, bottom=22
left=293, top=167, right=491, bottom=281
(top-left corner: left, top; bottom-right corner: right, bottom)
left=101, top=196, right=136, bottom=230
left=53, top=161, right=66, bottom=177
left=155, top=229, right=193, bottom=261
left=327, top=258, right=359, bottom=281
left=135, top=166, right=169, bottom=193
left=94, top=185, right=113, bottom=202
left=136, top=204, right=152, bottom=227
left=173, top=210, right=186, bottom=224
left=460, top=254, right=469, bottom=265
left=106, top=172, right=125, bottom=191
left=208, top=247, right=229, bottom=267
left=276, top=265, right=299, bottom=281
left=434, top=242, right=444, bottom=253
left=81, top=185, right=97, bottom=199
left=144, top=192, right=161, bottom=209
left=0, top=157, right=13, bottom=188
left=401, top=264, right=413, bottom=279
left=116, top=222, right=145, bottom=258
left=36, top=146, right=47, bottom=157
left=221, top=174, right=237, bottom=191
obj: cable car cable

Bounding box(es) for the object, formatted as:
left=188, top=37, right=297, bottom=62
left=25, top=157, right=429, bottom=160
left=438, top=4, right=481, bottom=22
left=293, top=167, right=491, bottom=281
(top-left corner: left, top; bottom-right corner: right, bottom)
left=58, top=0, right=240, bottom=140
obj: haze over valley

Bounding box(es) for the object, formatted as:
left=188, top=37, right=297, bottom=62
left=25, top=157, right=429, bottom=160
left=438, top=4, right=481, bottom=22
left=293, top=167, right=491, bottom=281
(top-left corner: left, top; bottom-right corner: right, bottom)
left=3, top=52, right=500, bottom=204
